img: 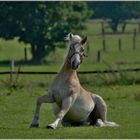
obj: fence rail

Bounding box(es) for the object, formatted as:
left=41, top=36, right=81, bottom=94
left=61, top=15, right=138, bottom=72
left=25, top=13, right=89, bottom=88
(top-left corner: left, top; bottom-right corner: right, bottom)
left=0, top=68, right=140, bottom=75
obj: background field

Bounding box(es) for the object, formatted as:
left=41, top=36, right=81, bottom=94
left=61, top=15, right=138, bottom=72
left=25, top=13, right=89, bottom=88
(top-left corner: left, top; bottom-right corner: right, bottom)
left=0, top=20, right=140, bottom=66
left=0, top=20, right=140, bottom=138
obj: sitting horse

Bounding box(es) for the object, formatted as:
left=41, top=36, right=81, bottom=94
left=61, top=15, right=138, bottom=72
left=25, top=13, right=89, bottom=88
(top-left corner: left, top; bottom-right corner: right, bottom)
left=30, top=33, right=118, bottom=129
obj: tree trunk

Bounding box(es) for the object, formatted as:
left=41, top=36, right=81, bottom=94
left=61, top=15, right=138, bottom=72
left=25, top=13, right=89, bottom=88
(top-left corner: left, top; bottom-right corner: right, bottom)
left=31, top=44, right=46, bottom=63
left=121, top=23, right=126, bottom=33
left=31, top=44, right=38, bottom=62
left=112, top=22, right=118, bottom=33
left=109, top=19, right=119, bottom=33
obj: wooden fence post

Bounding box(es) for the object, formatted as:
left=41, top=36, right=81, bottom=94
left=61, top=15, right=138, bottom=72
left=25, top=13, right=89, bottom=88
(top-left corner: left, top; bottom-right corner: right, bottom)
left=118, top=38, right=122, bottom=51
left=96, top=50, right=101, bottom=63
left=138, top=23, right=140, bottom=33
left=86, top=42, right=90, bottom=55
left=101, top=21, right=105, bottom=36
left=10, top=60, right=14, bottom=83
left=15, top=66, right=21, bottom=84
left=133, top=36, right=136, bottom=50
left=132, top=29, right=137, bottom=50
left=24, top=47, right=27, bottom=62
left=133, top=28, right=137, bottom=37
left=102, top=38, right=106, bottom=52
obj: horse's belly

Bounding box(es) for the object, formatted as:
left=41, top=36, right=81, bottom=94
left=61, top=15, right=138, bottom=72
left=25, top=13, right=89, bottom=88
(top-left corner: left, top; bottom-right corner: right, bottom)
left=64, top=95, right=95, bottom=123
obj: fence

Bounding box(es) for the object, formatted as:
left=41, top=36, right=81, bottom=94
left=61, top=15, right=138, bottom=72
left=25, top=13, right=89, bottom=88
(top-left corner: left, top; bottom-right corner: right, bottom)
left=1, top=66, right=140, bottom=85
left=14, top=21, right=140, bottom=64
left=0, top=60, right=140, bottom=75
left=1, top=68, right=140, bottom=75
left=93, top=28, right=139, bottom=63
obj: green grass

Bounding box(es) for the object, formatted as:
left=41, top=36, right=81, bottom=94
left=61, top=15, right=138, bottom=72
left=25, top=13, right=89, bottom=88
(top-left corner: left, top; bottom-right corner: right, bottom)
left=0, top=20, right=140, bottom=138
left=0, top=38, right=32, bottom=61
left=0, top=20, right=140, bottom=67
left=0, top=84, right=140, bottom=139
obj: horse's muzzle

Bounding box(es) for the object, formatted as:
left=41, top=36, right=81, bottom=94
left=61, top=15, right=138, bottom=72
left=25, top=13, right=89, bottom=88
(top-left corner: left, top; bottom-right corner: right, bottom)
left=71, top=61, right=80, bottom=70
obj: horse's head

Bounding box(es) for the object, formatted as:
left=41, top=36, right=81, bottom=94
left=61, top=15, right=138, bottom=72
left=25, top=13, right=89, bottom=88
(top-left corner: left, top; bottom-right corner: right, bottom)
left=65, top=33, right=87, bottom=70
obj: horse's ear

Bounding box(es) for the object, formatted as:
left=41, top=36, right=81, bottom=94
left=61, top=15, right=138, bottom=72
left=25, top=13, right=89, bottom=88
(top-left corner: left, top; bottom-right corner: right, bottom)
left=81, top=36, right=87, bottom=45
left=69, top=33, right=73, bottom=40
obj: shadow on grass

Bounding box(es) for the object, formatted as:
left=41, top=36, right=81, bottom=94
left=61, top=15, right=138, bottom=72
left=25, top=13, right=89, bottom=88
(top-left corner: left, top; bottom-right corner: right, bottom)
left=0, top=60, right=56, bottom=67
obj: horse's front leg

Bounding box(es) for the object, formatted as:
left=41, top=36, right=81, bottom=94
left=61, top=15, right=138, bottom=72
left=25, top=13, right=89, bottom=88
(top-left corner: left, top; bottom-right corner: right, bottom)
left=47, top=96, right=72, bottom=129
left=30, top=92, right=54, bottom=128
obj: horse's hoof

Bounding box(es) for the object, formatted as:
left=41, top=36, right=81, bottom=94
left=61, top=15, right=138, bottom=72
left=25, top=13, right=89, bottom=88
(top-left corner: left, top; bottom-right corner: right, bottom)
left=96, top=119, right=104, bottom=127
left=46, top=124, right=56, bottom=129
left=30, top=123, right=39, bottom=128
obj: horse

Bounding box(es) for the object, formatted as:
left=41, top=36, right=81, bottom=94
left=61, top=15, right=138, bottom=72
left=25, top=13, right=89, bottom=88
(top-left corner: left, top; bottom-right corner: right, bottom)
left=30, top=33, right=118, bottom=129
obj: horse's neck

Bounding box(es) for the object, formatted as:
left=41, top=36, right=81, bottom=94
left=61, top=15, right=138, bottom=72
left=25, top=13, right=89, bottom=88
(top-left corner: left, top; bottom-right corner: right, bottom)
left=59, top=58, right=79, bottom=81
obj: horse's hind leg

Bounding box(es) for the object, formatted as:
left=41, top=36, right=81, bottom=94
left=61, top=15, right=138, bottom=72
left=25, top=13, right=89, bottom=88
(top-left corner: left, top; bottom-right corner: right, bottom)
left=30, top=92, right=54, bottom=128
left=91, top=94, right=118, bottom=127
left=90, top=94, right=107, bottom=126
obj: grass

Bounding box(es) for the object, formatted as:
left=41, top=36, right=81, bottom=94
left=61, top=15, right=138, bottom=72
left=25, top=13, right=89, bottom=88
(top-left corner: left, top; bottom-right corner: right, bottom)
left=0, top=20, right=140, bottom=138
left=0, top=84, right=140, bottom=139
left=0, top=20, right=139, bottom=86
left=0, top=38, right=31, bottom=61
left=0, top=20, right=140, bottom=66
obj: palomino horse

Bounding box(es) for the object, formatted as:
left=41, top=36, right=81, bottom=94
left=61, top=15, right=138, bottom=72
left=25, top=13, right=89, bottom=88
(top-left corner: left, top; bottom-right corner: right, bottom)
left=30, top=33, right=118, bottom=129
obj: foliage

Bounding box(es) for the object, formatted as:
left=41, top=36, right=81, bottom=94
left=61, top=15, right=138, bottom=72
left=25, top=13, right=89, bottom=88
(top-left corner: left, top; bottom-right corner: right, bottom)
left=1, top=20, right=140, bottom=67
left=124, top=2, right=140, bottom=18
left=87, top=1, right=140, bottom=32
left=0, top=2, right=91, bottom=62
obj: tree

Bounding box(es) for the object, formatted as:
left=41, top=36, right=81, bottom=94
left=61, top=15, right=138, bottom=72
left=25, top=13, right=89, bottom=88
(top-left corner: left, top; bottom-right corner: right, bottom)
left=0, top=2, right=91, bottom=62
left=87, top=1, right=140, bottom=32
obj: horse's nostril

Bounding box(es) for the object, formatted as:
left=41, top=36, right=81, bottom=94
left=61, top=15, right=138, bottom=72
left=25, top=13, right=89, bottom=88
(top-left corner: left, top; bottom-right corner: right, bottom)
left=72, top=61, right=76, bottom=67
left=71, top=61, right=79, bottom=70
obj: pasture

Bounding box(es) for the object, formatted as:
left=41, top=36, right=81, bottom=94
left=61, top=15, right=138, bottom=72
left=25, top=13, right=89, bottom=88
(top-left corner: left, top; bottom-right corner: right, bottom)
left=0, top=20, right=140, bottom=138
left=0, top=20, right=140, bottom=66
left=0, top=84, right=140, bottom=139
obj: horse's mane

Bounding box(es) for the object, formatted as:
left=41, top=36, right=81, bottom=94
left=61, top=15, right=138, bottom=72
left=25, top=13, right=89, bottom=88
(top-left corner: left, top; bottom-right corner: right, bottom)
left=60, top=33, right=82, bottom=71
left=64, top=33, right=82, bottom=44
left=64, top=33, right=82, bottom=57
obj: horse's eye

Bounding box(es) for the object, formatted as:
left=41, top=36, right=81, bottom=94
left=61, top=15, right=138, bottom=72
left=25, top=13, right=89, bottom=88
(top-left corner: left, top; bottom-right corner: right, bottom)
left=70, top=45, right=73, bottom=50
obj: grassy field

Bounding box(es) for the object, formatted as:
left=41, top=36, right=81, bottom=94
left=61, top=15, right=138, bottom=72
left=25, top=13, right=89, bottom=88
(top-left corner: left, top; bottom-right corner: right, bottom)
left=0, top=84, right=140, bottom=139
left=0, top=20, right=140, bottom=138
left=0, top=20, right=140, bottom=66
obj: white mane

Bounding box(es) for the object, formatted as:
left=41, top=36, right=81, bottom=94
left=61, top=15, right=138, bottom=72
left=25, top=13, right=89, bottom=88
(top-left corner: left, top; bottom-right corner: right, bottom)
left=64, top=33, right=82, bottom=56
left=64, top=33, right=82, bottom=45
left=60, top=33, right=82, bottom=70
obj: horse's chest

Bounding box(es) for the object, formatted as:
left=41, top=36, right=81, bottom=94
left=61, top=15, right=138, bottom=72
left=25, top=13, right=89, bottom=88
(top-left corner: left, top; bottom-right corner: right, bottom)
left=53, top=81, right=69, bottom=94
left=51, top=79, right=79, bottom=105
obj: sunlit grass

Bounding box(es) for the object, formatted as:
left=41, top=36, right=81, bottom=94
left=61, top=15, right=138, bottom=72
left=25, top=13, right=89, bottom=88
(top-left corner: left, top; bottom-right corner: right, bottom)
left=0, top=38, right=32, bottom=61
left=0, top=85, right=140, bottom=139
left=0, top=21, right=140, bottom=68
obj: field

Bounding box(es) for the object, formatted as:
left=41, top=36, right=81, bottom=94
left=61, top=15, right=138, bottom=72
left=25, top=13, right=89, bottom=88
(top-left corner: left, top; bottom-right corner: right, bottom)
left=0, top=84, right=140, bottom=139
left=1, top=20, right=140, bottom=66
left=0, top=20, right=140, bottom=138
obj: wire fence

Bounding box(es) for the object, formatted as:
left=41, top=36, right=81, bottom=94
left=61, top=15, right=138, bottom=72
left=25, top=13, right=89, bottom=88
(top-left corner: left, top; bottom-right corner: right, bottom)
left=1, top=68, right=140, bottom=75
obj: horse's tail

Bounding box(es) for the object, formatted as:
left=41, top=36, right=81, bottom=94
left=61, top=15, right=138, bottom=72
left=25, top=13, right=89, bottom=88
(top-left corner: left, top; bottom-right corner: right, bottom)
left=104, top=121, right=119, bottom=127
left=96, top=119, right=119, bottom=127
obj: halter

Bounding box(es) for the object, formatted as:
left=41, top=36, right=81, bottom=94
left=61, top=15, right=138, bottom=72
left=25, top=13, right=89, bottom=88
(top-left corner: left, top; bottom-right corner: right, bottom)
left=68, top=43, right=87, bottom=64
left=70, top=52, right=83, bottom=60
